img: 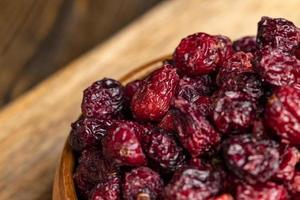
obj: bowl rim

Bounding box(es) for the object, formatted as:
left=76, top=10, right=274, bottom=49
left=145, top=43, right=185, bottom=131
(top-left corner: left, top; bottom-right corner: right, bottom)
left=52, top=55, right=172, bottom=200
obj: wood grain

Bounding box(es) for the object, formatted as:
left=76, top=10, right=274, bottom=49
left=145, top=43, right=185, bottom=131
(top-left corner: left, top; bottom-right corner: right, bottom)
left=1, top=0, right=300, bottom=199
left=0, top=0, right=161, bottom=107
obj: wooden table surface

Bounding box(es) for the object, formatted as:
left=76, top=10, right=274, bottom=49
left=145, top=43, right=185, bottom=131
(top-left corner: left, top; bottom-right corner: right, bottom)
left=1, top=0, right=300, bottom=199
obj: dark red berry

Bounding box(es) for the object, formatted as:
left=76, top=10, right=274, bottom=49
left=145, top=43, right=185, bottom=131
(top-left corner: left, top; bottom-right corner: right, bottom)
left=123, top=167, right=163, bottom=200
left=256, top=48, right=300, bottom=86
left=223, top=135, right=280, bottom=184
left=265, top=86, right=300, bottom=145
left=252, top=119, right=270, bottom=140
left=173, top=32, right=221, bottom=75
left=257, top=16, right=300, bottom=52
left=235, top=182, right=288, bottom=200
left=73, top=149, right=118, bottom=198
left=159, top=110, right=176, bottom=131
left=143, top=128, right=185, bottom=172
left=164, top=166, right=222, bottom=200
left=131, top=64, right=179, bottom=121
left=286, top=170, right=300, bottom=196
left=233, top=36, right=257, bottom=54
left=213, top=91, right=257, bottom=134
left=210, top=194, right=234, bottom=200
left=69, top=116, right=112, bottom=151
left=216, top=51, right=254, bottom=86
left=274, top=146, right=299, bottom=181
left=124, top=80, right=143, bottom=103
left=89, top=176, right=121, bottom=200
left=215, top=35, right=234, bottom=66
left=173, top=107, right=220, bottom=157
left=81, top=78, right=124, bottom=119
left=220, top=72, right=263, bottom=99
left=174, top=75, right=214, bottom=102
left=102, top=121, right=147, bottom=166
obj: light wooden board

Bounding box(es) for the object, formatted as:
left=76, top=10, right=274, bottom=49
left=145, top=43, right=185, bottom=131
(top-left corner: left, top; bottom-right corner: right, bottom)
left=1, top=0, right=300, bottom=199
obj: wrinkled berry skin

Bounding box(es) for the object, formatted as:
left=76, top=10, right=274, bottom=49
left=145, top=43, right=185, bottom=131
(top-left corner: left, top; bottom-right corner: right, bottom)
left=216, top=51, right=254, bottom=86
left=131, top=64, right=179, bottom=121
left=124, top=80, right=143, bottom=103
left=73, top=149, right=118, bottom=198
left=174, top=75, right=214, bottom=102
left=143, top=128, right=185, bottom=172
left=81, top=78, right=124, bottom=119
left=69, top=116, right=112, bottom=151
left=265, top=86, right=300, bottom=145
left=159, top=110, right=176, bottom=131
left=235, top=182, right=288, bottom=200
left=102, top=121, right=147, bottom=166
left=233, top=36, right=257, bottom=54
left=89, top=176, right=121, bottom=200
left=173, top=107, right=220, bottom=157
left=257, top=16, right=300, bottom=52
left=273, top=146, right=299, bottom=182
left=164, top=166, right=222, bottom=200
left=256, top=48, right=300, bottom=86
left=123, top=167, right=163, bottom=200
left=286, top=171, right=300, bottom=196
left=223, top=135, right=280, bottom=184
left=213, top=91, right=257, bottom=134
left=215, top=35, right=234, bottom=65
left=173, top=33, right=221, bottom=75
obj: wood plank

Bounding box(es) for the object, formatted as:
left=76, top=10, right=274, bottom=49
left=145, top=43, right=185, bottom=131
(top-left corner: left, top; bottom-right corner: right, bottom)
left=1, top=0, right=300, bottom=199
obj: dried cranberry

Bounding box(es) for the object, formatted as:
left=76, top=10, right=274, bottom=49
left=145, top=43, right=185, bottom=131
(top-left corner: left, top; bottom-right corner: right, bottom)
left=210, top=194, right=234, bottom=200
left=102, top=121, right=147, bottom=166
left=235, top=182, right=288, bottom=200
left=274, top=146, right=299, bottom=181
left=143, top=128, right=185, bottom=172
left=73, top=149, right=118, bottom=198
left=265, top=86, right=300, bottom=144
left=173, top=107, right=220, bottom=157
left=216, top=51, right=254, bottom=86
left=131, top=64, right=179, bottom=121
left=257, top=16, right=300, bottom=52
left=222, top=135, right=280, bottom=184
left=174, top=75, right=214, bottom=102
left=286, top=170, right=300, bottom=196
left=233, top=36, right=257, bottom=54
left=252, top=119, right=270, bottom=140
left=256, top=48, right=300, bottom=86
left=123, top=167, right=163, bottom=200
left=215, top=35, right=234, bottom=65
left=213, top=91, right=257, bottom=134
left=159, top=110, right=176, bottom=131
left=89, top=176, right=121, bottom=200
left=164, top=166, right=222, bottom=200
left=81, top=78, right=124, bottom=119
left=173, top=32, right=221, bottom=75
left=124, top=80, right=143, bottom=103
left=69, top=116, right=112, bottom=151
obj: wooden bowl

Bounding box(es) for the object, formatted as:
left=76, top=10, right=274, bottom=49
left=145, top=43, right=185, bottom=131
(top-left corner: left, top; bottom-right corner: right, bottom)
left=52, top=55, right=171, bottom=200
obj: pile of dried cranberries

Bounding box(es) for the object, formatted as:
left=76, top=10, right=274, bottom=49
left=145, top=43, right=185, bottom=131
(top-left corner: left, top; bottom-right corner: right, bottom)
left=69, top=17, right=300, bottom=200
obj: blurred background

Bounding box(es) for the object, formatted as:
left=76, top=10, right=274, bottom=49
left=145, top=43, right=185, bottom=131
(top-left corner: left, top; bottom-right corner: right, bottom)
left=0, top=0, right=163, bottom=108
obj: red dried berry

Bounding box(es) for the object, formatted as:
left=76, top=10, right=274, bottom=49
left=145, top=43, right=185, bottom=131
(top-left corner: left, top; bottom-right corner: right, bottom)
left=216, top=51, right=254, bottom=86
left=173, top=96, right=212, bottom=117
left=210, top=194, right=234, bottom=200
left=164, top=166, right=222, bottom=200
left=124, top=80, right=143, bottom=103
left=73, top=149, right=118, bottom=198
left=274, top=146, right=299, bottom=181
left=131, top=64, right=179, bottom=121
left=173, top=32, right=221, bottom=75
left=252, top=119, right=270, bottom=140
left=90, top=176, right=121, bottom=200
left=69, top=116, right=112, bottom=151
left=215, top=35, right=234, bottom=65
left=235, top=182, right=288, bottom=200
left=286, top=170, right=300, bottom=196
left=223, top=135, right=280, bottom=184
left=257, top=16, right=300, bottom=52
left=220, top=72, right=263, bottom=99
left=256, top=48, right=300, bottom=86
left=143, top=128, right=185, bottom=172
left=213, top=91, right=257, bottom=134
left=123, top=167, right=163, bottom=200
left=174, top=75, right=214, bottom=102
left=159, top=110, right=176, bottom=131
left=81, top=78, right=124, bottom=119
left=102, top=121, right=147, bottom=166
left=173, top=107, right=220, bottom=157
left=233, top=36, right=257, bottom=54
left=265, top=86, right=300, bottom=145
